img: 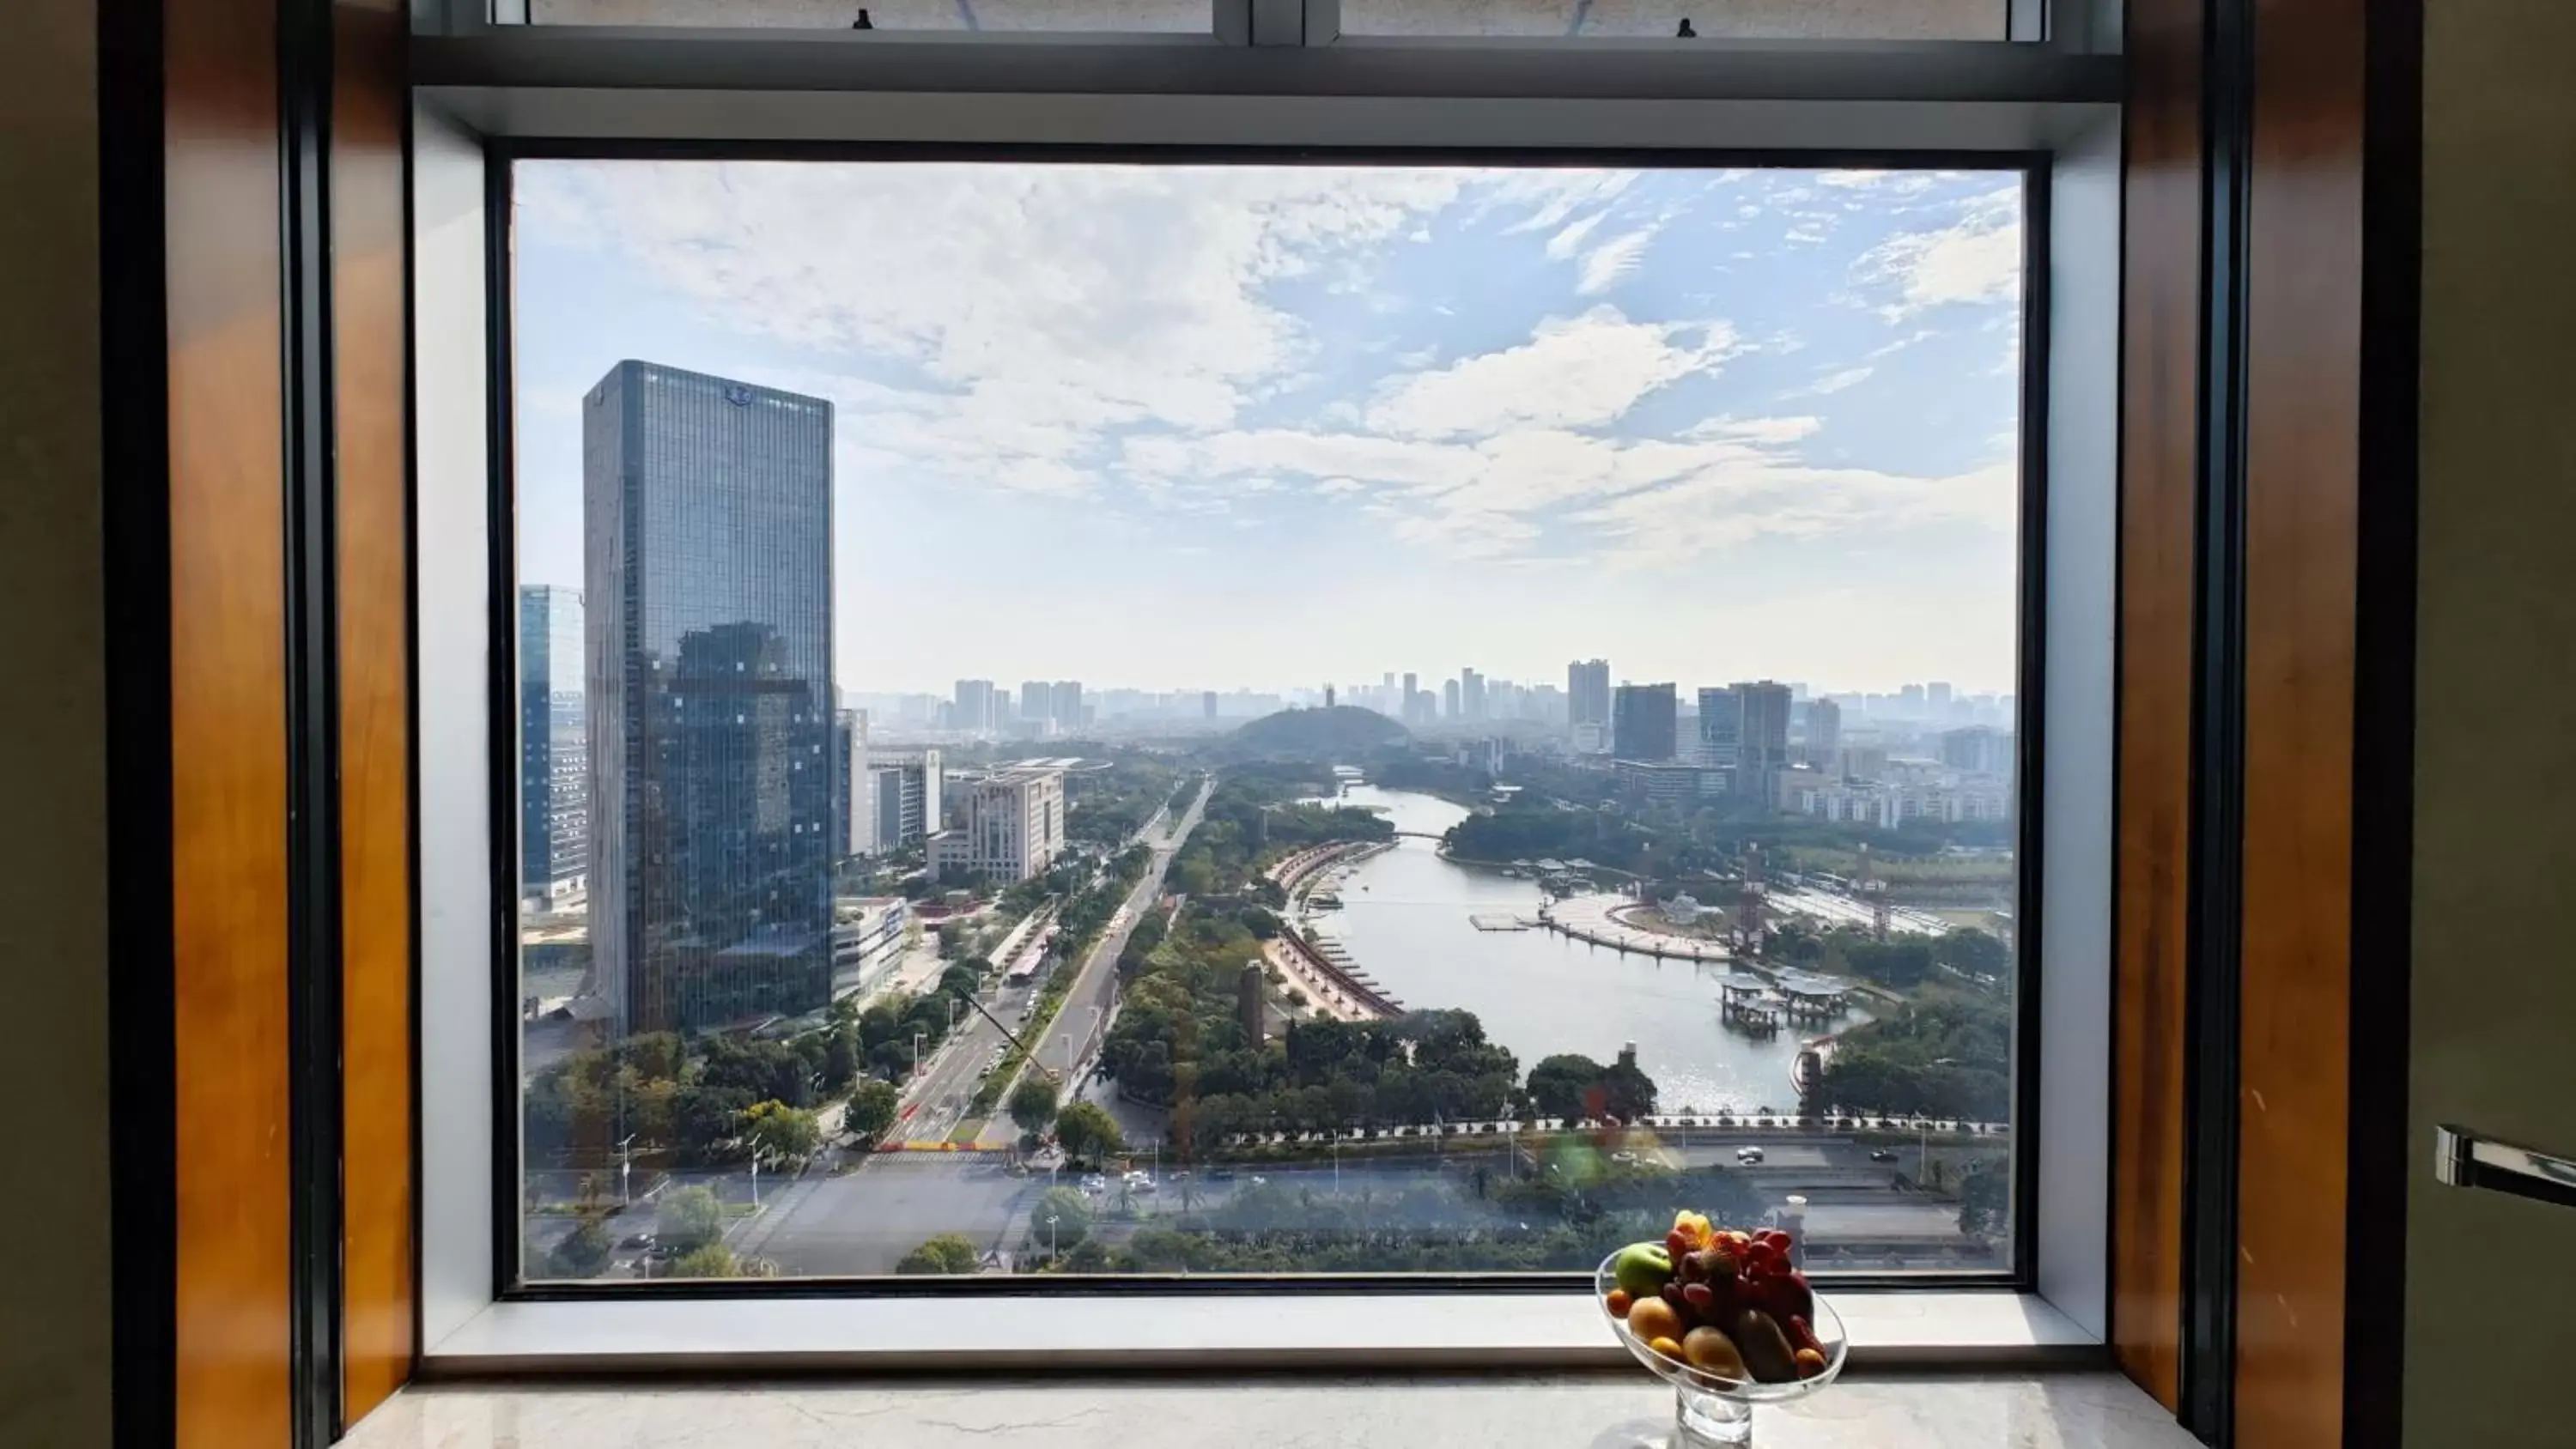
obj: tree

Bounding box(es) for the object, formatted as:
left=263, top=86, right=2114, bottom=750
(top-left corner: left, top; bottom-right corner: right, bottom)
left=547, top=1216, right=610, bottom=1278
left=844, top=1079, right=902, bottom=1144
left=741, top=1100, right=820, bottom=1171
left=1526, top=1053, right=1607, bottom=1123
left=655, top=1185, right=725, bottom=1254
left=1934, top=926, right=2010, bottom=979
left=818, top=1030, right=860, bottom=1094
left=894, top=1232, right=981, bottom=1275
left=672, top=1243, right=741, bottom=1278
left=1055, top=1100, right=1125, bottom=1166
left=1958, top=1161, right=2008, bottom=1238
left=1007, top=1076, right=1060, bottom=1137
left=1033, top=1185, right=1093, bottom=1254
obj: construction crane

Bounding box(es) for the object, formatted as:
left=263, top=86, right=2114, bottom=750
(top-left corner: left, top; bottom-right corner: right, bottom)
left=1856, top=843, right=1893, bottom=943
left=1734, top=842, right=1768, bottom=960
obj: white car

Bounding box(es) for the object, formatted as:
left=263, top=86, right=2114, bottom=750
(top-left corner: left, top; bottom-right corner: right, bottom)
left=1735, top=1146, right=1766, bottom=1165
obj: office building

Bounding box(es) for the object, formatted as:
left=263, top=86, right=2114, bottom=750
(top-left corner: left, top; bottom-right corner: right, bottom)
left=1696, top=685, right=1740, bottom=770
left=1461, top=666, right=1485, bottom=721
left=928, top=765, right=1066, bottom=884
left=1443, top=678, right=1461, bottom=720
left=1805, top=697, right=1843, bottom=767
left=519, top=585, right=586, bottom=911
left=1928, top=682, right=1954, bottom=714
left=1401, top=671, right=1421, bottom=724
left=1018, top=681, right=1048, bottom=727
left=835, top=707, right=870, bottom=857
left=585, top=361, right=834, bottom=1035
left=1612, top=682, right=1678, bottom=761
left=1568, top=658, right=1611, bottom=731
left=868, top=749, right=943, bottom=848
left=1050, top=681, right=1083, bottom=732
left=1615, top=758, right=1724, bottom=807
left=954, top=678, right=995, bottom=733
left=1941, top=725, right=2016, bottom=779
left=1732, top=680, right=1794, bottom=803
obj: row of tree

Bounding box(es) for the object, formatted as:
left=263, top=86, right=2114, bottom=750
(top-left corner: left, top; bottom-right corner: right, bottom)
left=1097, top=901, right=1664, bottom=1154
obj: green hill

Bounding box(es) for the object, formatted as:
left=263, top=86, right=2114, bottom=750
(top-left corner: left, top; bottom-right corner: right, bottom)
left=1229, top=706, right=1408, bottom=758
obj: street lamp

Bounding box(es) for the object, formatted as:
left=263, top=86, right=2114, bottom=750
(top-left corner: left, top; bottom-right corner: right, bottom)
left=616, top=1132, right=638, bottom=1208
left=1044, top=1211, right=1060, bottom=1262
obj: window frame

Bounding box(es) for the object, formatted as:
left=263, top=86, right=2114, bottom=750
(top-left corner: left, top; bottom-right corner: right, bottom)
left=410, top=31, right=2121, bottom=1365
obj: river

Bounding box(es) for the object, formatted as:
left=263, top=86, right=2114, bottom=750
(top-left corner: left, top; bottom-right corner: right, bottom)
left=1310, top=786, right=1862, bottom=1113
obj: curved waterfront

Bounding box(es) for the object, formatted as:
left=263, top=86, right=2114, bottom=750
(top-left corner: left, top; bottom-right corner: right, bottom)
left=1309, top=786, right=1866, bottom=1113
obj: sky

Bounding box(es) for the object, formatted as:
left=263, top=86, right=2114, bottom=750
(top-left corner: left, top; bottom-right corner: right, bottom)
left=513, top=161, right=2025, bottom=699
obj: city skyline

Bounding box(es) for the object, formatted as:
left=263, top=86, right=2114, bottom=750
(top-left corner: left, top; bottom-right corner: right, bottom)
left=513, top=161, right=2025, bottom=695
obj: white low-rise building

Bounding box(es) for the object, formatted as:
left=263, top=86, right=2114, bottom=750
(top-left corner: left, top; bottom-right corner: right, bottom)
left=927, top=764, right=1066, bottom=883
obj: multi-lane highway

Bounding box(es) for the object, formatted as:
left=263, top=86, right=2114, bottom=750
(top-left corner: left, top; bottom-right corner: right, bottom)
left=894, top=775, right=1210, bottom=1146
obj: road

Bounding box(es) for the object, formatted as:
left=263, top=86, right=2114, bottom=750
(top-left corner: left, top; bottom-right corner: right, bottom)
left=1044, top=775, right=1212, bottom=1083
left=719, top=1123, right=1990, bottom=1277
left=896, top=775, right=1211, bottom=1146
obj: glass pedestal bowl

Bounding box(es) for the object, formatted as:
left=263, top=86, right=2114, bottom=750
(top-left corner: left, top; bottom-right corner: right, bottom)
left=1594, top=1252, right=1848, bottom=1447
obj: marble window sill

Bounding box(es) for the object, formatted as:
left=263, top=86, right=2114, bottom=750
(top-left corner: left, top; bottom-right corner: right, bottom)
left=342, top=1372, right=2195, bottom=1448
left=424, top=1291, right=2100, bottom=1374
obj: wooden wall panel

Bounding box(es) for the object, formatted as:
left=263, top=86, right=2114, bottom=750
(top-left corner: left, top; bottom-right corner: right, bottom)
left=164, top=0, right=293, bottom=1441
left=2234, top=0, right=2367, bottom=1444
left=334, top=0, right=416, bottom=1424
left=2111, top=0, right=2202, bottom=1414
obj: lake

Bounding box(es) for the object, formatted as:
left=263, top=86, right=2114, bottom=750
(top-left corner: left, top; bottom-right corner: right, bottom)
left=1314, top=786, right=1855, bottom=1113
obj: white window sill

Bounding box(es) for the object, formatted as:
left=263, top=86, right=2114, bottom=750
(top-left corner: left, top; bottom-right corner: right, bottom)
left=422, top=1290, right=2100, bottom=1374
left=352, top=1369, right=2190, bottom=1449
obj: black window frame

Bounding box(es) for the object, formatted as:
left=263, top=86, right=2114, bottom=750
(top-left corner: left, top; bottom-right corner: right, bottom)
left=479, top=138, right=2055, bottom=1303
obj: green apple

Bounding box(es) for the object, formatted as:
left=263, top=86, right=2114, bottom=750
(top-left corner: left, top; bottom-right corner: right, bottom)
left=1613, top=1241, right=1674, bottom=1299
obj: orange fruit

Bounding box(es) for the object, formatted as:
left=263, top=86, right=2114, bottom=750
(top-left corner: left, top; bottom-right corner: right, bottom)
left=1605, top=1288, right=1633, bottom=1319
left=1625, top=1295, right=1684, bottom=1345
left=1647, top=1336, right=1686, bottom=1363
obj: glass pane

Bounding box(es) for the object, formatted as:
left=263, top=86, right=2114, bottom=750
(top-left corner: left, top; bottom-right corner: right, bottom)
left=509, top=159, right=2027, bottom=1285
left=526, top=0, right=1212, bottom=32
left=1340, top=0, right=2008, bottom=40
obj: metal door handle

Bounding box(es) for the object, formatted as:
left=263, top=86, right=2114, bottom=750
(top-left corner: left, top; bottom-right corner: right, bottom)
left=2436, top=1125, right=2576, bottom=1211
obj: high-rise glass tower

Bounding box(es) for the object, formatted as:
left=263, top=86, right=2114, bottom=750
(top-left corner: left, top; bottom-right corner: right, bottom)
left=1612, top=682, right=1678, bottom=761
left=1697, top=685, right=1741, bottom=769
left=519, top=585, right=586, bottom=911
left=1567, top=658, right=1611, bottom=729
left=586, top=361, right=834, bottom=1036
left=1731, top=680, right=1795, bottom=803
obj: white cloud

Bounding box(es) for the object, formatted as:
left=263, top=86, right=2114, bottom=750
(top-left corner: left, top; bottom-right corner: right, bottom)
left=1545, top=212, right=1607, bottom=260
left=1576, top=227, right=1658, bottom=295
left=1819, top=170, right=1940, bottom=197
left=1851, top=185, right=2024, bottom=318
left=1803, top=367, right=1874, bottom=397
left=1361, top=306, right=1736, bottom=440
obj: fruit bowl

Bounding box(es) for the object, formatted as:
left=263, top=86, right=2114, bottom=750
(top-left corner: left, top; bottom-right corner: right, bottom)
left=1595, top=1251, right=1848, bottom=1447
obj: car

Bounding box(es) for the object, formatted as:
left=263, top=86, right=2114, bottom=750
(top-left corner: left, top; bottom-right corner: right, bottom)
left=1869, top=1148, right=1899, bottom=1162
left=1611, top=1149, right=1640, bottom=1166
left=1208, top=1166, right=1236, bottom=1181
left=1080, top=1174, right=1107, bottom=1193
left=1249, top=1175, right=1267, bottom=1187
left=1735, top=1146, right=1766, bottom=1165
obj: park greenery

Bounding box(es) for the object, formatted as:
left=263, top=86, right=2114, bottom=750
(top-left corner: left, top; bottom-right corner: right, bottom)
left=894, top=1232, right=982, bottom=1275
left=1816, top=997, right=2014, bottom=1122
left=1163, top=770, right=1393, bottom=900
